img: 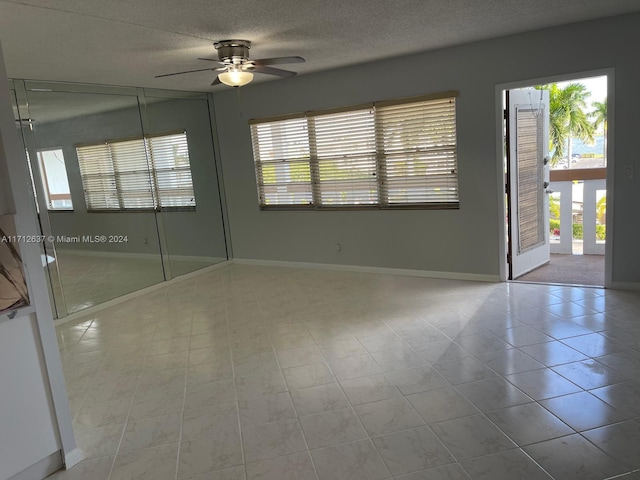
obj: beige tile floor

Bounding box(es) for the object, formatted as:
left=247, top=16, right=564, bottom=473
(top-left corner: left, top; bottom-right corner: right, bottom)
left=50, top=264, right=640, bottom=480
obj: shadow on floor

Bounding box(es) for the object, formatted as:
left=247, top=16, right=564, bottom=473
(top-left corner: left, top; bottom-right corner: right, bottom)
left=517, top=253, right=604, bottom=286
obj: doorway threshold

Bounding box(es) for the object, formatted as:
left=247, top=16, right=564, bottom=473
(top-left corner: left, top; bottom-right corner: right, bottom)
left=515, top=253, right=604, bottom=286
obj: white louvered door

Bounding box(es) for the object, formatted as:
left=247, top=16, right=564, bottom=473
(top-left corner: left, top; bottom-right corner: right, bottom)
left=508, top=89, right=550, bottom=279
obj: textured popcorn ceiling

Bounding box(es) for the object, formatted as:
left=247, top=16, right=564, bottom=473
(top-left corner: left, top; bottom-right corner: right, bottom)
left=1, top=0, right=639, bottom=92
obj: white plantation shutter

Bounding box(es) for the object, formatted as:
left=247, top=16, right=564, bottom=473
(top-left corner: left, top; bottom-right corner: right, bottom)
left=147, top=133, right=195, bottom=208
left=311, top=109, right=378, bottom=206
left=249, top=92, right=459, bottom=209
left=377, top=97, right=458, bottom=206
left=76, top=132, right=195, bottom=211
left=250, top=117, right=313, bottom=206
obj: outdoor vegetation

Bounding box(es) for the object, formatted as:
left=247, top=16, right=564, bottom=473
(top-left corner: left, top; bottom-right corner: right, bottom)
left=537, top=83, right=607, bottom=167
left=542, top=81, right=607, bottom=241
left=549, top=193, right=606, bottom=241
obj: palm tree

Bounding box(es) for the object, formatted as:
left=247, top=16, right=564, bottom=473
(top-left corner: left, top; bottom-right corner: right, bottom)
left=538, top=83, right=596, bottom=167
left=591, top=99, right=607, bottom=161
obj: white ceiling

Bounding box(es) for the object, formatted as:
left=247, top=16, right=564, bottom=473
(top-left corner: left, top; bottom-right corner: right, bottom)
left=1, top=0, right=639, bottom=92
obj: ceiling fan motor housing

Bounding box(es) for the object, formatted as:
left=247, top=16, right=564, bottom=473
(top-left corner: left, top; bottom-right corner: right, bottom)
left=214, top=39, right=251, bottom=64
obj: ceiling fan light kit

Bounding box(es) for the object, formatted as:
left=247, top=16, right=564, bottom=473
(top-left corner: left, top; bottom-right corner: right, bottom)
left=218, top=66, right=254, bottom=87
left=155, top=39, right=305, bottom=88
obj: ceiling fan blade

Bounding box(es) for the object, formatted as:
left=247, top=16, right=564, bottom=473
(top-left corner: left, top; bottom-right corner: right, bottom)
left=197, top=58, right=226, bottom=66
left=155, top=67, right=216, bottom=78
left=249, top=65, right=297, bottom=78
left=251, top=56, right=305, bottom=66
left=211, top=77, right=221, bottom=86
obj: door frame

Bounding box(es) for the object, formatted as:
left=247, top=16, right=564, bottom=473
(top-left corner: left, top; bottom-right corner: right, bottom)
left=495, top=68, right=615, bottom=287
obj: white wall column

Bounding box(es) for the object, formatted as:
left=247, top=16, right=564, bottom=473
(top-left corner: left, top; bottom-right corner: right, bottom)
left=0, top=39, right=79, bottom=479
left=584, top=179, right=606, bottom=255
left=550, top=180, right=573, bottom=254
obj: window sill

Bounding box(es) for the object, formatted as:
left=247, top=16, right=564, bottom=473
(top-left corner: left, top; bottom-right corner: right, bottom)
left=259, top=203, right=460, bottom=211
left=86, top=206, right=196, bottom=213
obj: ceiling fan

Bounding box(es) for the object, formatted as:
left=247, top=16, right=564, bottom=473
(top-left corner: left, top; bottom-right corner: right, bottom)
left=155, top=39, right=305, bottom=87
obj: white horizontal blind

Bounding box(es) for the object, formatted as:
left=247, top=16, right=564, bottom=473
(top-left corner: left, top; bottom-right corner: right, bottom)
left=251, top=118, right=313, bottom=206
left=250, top=93, right=458, bottom=209
left=378, top=98, right=458, bottom=205
left=147, top=133, right=195, bottom=208
left=77, top=143, right=120, bottom=210
left=312, top=109, right=378, bottom=206
left=110, top=138, right=155, bottom=209
left=77, top=132, right=195, bottom=211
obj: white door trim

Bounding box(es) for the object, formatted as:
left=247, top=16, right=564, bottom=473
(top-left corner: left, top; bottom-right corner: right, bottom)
left=495, top=68, right=615, bottom=287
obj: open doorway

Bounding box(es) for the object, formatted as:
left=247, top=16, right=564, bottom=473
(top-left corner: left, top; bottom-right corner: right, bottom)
left=500, top=73, right=610, bottom=287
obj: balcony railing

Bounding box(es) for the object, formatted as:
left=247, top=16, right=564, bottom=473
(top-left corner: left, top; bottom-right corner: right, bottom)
left=549, top=167, right=606, bottom=255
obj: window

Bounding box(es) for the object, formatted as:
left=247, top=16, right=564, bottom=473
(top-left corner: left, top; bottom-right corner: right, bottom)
left=250, top=92, right=459, bottom=209
left=76, top=132, right=195, bottom=211
left=37, top=149, right=73, bottom=210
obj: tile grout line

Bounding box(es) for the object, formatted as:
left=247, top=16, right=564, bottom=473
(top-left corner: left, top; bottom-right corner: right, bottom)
left=257, top=278, right=322, bottom=480
left=225, top=290, right=248, bottom=479
left=367, top=307, right=560, bottom=477
left=173, top=281, right=197, bottom=480
left=103, top=290, right=170, bottom=480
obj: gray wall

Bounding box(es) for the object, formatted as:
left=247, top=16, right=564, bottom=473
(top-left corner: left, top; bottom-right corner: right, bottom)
left=213, top=12, right=640, bottom=282
left=32, top=96, right=227, bottom=260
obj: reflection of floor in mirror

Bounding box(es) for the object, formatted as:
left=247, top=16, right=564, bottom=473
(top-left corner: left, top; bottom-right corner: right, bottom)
left=52, top=251, right=224, bottom=315
left=52, top=264, right=640, bottom=480
left=169, top=258, right=226, bottom=278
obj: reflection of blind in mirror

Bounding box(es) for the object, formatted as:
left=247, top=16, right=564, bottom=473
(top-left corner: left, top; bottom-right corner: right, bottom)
left=516, top=107, right=544, bottom=253
left=111, top=139, right=155, bottom=210
left=77, top=132, right=195, bottom=210
left=147, top=133, right=195, bottom=208
left=77, top=143, right=125, bottom=210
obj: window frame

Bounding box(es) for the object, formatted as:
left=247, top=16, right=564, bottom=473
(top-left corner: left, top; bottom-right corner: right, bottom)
left=36, top=148, right=74, bottom=211
left=75, top=130, right=196, bottom=212
left=249, top=91, right=460, bottom=211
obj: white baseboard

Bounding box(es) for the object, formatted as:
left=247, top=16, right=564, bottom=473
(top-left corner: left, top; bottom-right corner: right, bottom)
left=54, top=260, right=232, bottom=326
left=64, top=448, right=84, bottom=469
left=8, top=451, right=62, bottom=480
left=167, top=255, right=227, bottom=263
left=232, top=258, right=499, bottom=283
left=56, top=248, right=159, bottom=260
left=56, top=248, right=224, bottom=264
left=610, top=281, right=640, bottom=291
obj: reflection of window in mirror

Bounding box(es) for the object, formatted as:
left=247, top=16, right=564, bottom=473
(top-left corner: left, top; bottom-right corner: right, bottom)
left=37, top=149, right=73, bottom=210
left=147, top=133, right=195, bottom=208
left=76, top=131, right=195, bottom=211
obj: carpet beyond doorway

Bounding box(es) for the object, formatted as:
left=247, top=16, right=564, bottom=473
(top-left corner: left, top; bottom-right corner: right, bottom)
left=517, top=253, right=604, bottom=286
